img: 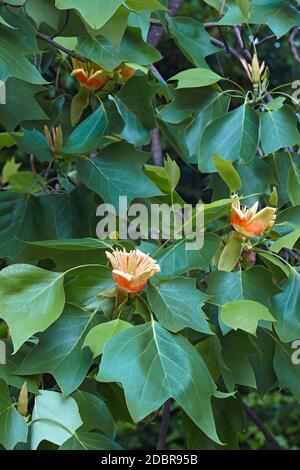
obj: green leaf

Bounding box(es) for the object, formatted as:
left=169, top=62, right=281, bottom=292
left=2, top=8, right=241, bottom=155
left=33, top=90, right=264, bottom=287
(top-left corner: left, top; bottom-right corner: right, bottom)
left=218, top=0, right=300, bottom=38
left=77, top=27, right=161, bottom=71
left=0, top=265, right=65, bottom=352
left=164, top=155, right=180, bottom=192
left=288, top=156, right=300, bottom=206
left=271, top=269, right=300, bottom=343
left=147, top=278, right=212, bottom=334
left=265, top=97, right=286, bottom=111
left=0, top=79, right=48, bottom=130
left=157, top=88, right=227, bottom=125
left=0, top=29, right=46, bottom=84
left=116, top=76, right=158, bottom=130
left=71, top=87, right=90, bottom=127
left=206, top=266, right=281, bottom=307
left=42, top=187, right=97, bottom=239
left=64, top=104, right=108, bottom=154
left=7, top=171, right=42, bottom=194
left=55, top=0, right=124, bottom=29
left=213, top=154, right=242, bottom=192
left=15, top=128, right=53, bottom=162
left=0, top=132, right=21, bottom=149
left=221, top=300, right=275, bottom=336
left=257, top=250, right=290, bottom=278
left=83, top=319, right=133, bottom=358
left=0, top=378, right=28, bottom=449
left=236, top=159, right=274, bottom=205
left=0, top=192, right=58, bottom=262
left=0, top=341, right=39, bottom=394
left=170, top=68, right=221, bottom=89
left=260, top=107, right=300, bottom=155
left=59, top=431, right=122, bottom=450
left=167, top=16, right=219, bottom=68
left=218, top=232, right=243, bottom=273
left=16, top=305, right=103, bottom=396
left=221, top=330, right=257, bottom=389
left=126, top=0, right=167, bottom=10
left=274, top=342, right=300, bottom=403
left=65, top=266, right=116, bottom=311
left=1, top=157, right=21, bottom=184
left=110, top=95, right=150, bottom=146
left=98, top=321, right=222, bottom=443
left=74, top=390, right=115, bottom=437
left=269, top=186, right=278, bottom=206
left=184, top=396, right=246, bottom=450
left=236, top=0, right=250, bottom=20
left=27, top=238, right=112, bottom=251
left=271, top=228, right=300, bottom=253
left=25, top=0, right=61, bottom=28
left=199, top=105, right=259, bottom=172
left=157, top=234, right=221, bottom=279
left=249, top=0, right=300, bottom=39
left=76, top=142, right=162, bottom=211
left=31, top=390, right=82, bottom=449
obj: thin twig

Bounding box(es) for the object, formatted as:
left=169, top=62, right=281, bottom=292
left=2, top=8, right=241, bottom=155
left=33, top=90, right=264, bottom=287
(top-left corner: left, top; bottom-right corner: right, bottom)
left=218, top=26, right=229, bottom=52
left=156, top=399, right=171, bottom=450
left=55, top=63, right=61, bottom=91
left=243, top=402, right=285, bottom=450
left=151, top=128, right=163, bottom=166
left=256, top=34, right=276, bottom=47
left=51, top=9, right=70, bottom=39
left=30, top=154, right=37, bottom=176
left=234, top=26, right=245, bottom=49
left=37, top=33, right=88, bottom=62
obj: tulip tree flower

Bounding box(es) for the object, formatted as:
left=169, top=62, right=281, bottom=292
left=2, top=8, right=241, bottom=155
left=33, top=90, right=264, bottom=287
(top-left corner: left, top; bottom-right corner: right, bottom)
left=43, top=125, right=63, bottom=159
left=71, top=59, right=135, bottom=90
left=71, top=59, right=111, bottom=90
left=106, top=248, right=160, bottom=293
left=230, top=196, right=276, bottom=239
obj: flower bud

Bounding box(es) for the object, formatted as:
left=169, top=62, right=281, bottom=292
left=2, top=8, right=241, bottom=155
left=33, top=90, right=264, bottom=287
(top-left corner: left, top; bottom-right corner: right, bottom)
left=18, top=382, right=28, bottom=418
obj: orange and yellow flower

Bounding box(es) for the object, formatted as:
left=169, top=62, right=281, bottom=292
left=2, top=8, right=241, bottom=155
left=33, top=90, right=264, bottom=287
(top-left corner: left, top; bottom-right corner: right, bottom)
left=71, top=59, right=111, bottom=90
left=106, top=248, right=160, bottom=293
left=230, top=196, right=276, bottom=238
left=71, top=59, right=135, bottom=90
left=116, top=63, right=136, bottom=80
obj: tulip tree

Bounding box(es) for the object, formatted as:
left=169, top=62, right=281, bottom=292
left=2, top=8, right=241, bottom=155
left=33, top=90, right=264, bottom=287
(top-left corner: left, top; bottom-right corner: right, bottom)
left=0, top=0, right=300, bottom=451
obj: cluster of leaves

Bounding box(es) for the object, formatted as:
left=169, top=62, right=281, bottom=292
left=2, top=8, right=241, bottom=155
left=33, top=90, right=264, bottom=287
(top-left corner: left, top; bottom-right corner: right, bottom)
left=0, top=0, right=300, bottom=451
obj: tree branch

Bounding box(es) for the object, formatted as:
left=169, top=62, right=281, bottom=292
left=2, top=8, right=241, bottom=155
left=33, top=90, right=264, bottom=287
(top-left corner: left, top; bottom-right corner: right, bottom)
left=210, top=37, right=243, bottom=61
left=37, top=33, right=88, bottom=62
left=234, top=26, right=252, bottom=61
left=147, top=0, right=185, bottom=47
left=156, top=399, right=171, bottom=450
left=242, top=402, right=285, bottom=450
